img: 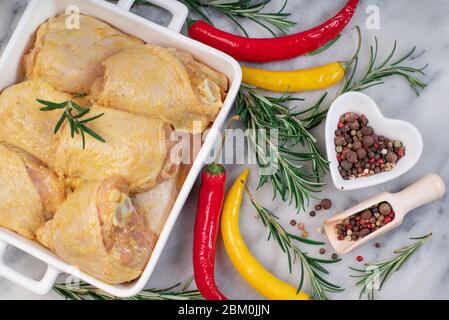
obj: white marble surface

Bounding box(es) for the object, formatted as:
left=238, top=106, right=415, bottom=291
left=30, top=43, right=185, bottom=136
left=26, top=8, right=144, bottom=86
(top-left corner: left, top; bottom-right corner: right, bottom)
left=0, top=0, right=449, bottom=300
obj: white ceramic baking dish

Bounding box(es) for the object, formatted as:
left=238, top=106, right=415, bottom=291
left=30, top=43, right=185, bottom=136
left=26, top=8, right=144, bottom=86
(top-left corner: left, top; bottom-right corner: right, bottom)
left=0, top=0, right=242, bottom=298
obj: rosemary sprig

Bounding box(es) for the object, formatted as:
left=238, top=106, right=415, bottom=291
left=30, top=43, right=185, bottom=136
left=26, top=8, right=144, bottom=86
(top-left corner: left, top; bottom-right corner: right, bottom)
left=350, top=233, right=432, bottom=300
left=183, top=0, right=296, bottom=37
left=53, top=279, right=204, bottom=300
left=237, top=85, right=327, bottom=211
left=37, top=94, right=105, bottom=149
left=246, top=189, right=343, bottom=300
left=340, top=39, right=428, bottom=95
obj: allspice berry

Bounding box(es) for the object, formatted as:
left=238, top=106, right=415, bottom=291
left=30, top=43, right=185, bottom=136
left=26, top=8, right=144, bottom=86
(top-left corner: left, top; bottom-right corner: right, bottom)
left=346, top=150, right=358, bottom=163
left=335, top=136, right=347, bottom=146
left=356, top=148, right=367, bottom=160
left=360, top=209, right=372, bottom=220
left=386, top=151, right=398, bottom=163
left=361, top=126, right=374, bottom=136
left=379, top=202, right=392, bottom=216
left=341, top=160, right=353, bottom=171
left=352, top=140, right=363, bottom=151
left=363, top=135, right=375, bottom=147
left=321, top=199, right=332, bottom=210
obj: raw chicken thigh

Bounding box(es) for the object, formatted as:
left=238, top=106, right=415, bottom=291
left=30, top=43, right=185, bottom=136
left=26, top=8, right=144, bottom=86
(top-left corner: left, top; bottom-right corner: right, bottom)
left=91, top=45, right=227, bottom=133
left=53, top=105, right=177, bottom=193
left=24, top=14, right=143, bottom=94
left=37, top=177, right=155, bottom=284
left=0, top=79, right=71, bottom=165
left=0, top=144, right=65, bottom=239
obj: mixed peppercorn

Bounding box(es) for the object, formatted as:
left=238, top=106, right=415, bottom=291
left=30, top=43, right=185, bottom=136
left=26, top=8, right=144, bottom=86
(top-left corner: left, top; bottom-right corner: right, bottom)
left=335, top=202, right=395, bottom=241
left=334, top=112, right=405, bottom=180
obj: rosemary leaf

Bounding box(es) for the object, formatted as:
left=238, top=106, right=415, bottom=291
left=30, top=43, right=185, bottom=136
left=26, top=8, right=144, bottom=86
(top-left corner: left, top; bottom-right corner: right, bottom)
left=305, top=34, right=341, bottom=56
left=37, top=99, right=67, bottom=110
left=54, top=112, right=68, bottom=134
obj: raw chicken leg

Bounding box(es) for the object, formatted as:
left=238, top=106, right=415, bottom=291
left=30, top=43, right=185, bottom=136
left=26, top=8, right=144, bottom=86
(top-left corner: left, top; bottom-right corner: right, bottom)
left=37, top=177, right=156, bottom=284
left=91, top=45, right=228, bottom=133
left=0, top=79, right=71, bottom=165
left=53, top=105, right=177, bottom=193
left=0, top=144, right=65, bottom=239
left=24, top=14, right=142, bottom=94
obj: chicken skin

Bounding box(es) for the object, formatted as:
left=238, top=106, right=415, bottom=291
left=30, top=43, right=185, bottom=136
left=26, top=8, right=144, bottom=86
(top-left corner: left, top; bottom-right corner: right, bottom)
left=132, top=167, right=181, bottom=236
left=53, top=105, right=177, bottom=193
left=24, top=14, right=143, bottom=94
left=91, top=45, right=228, bottom=133
left=0, top=144, right=65, bottom=239
left=0, top=79, right=71, bottom=165
left=37, top=177, right=156, bottom=284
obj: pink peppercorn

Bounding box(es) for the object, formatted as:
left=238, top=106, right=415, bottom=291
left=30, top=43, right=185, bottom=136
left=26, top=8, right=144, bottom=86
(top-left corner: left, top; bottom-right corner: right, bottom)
left=356, top=256, right=363, bottom=262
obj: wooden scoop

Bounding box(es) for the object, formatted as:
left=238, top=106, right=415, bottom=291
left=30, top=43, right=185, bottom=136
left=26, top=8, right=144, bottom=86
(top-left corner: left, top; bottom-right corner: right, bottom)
left=324, top=174, right=446, bottom=254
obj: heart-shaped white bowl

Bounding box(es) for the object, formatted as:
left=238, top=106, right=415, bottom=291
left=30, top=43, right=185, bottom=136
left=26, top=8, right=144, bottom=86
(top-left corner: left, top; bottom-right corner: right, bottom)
left=325, top=92, right=423, bottom=191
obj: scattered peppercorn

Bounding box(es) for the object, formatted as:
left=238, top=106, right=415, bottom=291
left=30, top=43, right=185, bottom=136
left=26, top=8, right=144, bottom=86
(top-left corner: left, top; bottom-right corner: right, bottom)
left=331, top=253, right=339, bottom=260
left=335, top=202, right=395, bottom=242
left=309, top=211, right=316, bottom=217
left=319, top=248, right=326, bottom=255
left=334, top=112, right=405, bottom=180
left=356, top=256, right=363, bottom=262
left=375, top=242, right=381, bottom=248
left=321, top=199, right=332, bottom=210
left=298, top=223, right=305, bottom=231
left=314, top=204, right=322, bottom=211
left=301, top=231, right=309, bottom=238
left=290, top=219, right=297, bottom=226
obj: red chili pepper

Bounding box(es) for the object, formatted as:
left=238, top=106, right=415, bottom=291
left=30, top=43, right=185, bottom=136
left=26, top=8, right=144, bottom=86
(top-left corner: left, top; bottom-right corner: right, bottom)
left=188, top=0, right=359, bottom=62
left=193, top=163, right=227, bottom=300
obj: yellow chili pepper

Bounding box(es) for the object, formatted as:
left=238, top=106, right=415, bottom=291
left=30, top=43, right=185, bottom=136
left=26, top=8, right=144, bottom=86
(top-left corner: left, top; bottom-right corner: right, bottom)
left=242, top=63, right=345, bottom=92
left=221, top=169, right=310, bottom=300
left=241, top=26, right=362, bottom=93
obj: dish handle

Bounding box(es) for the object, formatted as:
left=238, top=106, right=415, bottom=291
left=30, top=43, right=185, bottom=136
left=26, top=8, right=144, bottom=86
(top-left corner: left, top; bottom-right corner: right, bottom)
left=0, top=240, right=60, bottom=295
left=116, top=0, right=188, bottom=33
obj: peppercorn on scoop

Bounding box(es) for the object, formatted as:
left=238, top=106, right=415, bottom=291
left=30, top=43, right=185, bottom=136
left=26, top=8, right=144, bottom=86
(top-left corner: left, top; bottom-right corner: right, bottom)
left=91, top=45, right=228, bottom=133
left=0, top=144, right=66, bottom=239
left=24, top=14, right=143, bottom=94
left=37, top=177, right=156, bottom=284
left=53, top=105, right=177, bottom=193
